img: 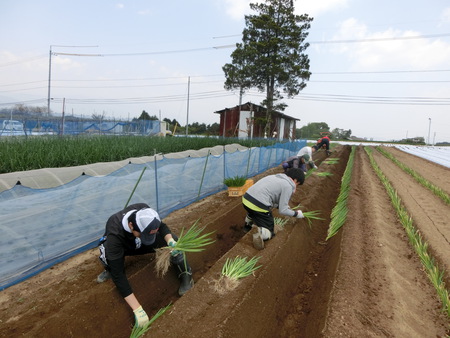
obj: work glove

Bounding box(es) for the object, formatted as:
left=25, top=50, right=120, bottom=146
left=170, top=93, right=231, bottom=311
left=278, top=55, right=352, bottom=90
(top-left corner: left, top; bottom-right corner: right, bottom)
left=168, top=238, right=181, bottom=257
left=295, top=210, right=304, bottom=219
left=313, top=164, right=318, bottom=170
left=133, top=306, right=149, bottom=328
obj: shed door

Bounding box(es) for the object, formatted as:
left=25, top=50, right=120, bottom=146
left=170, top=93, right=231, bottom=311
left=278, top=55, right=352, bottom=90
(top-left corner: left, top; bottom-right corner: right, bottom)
left=238, top=110, right=252, bottom=138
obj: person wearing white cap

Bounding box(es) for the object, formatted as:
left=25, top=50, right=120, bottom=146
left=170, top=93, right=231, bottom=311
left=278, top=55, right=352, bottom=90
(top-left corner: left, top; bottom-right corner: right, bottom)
left=96, top=203, right=193, bottom=328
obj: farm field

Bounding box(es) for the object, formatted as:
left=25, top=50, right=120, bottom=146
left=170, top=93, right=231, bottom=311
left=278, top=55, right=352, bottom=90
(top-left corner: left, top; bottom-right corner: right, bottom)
left=0, top=145, right=448, bottom=337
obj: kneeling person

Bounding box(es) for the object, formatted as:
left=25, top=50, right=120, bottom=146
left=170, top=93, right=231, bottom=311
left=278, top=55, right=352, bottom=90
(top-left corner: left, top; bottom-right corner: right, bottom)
left=242, top=169, right=305, bottom=250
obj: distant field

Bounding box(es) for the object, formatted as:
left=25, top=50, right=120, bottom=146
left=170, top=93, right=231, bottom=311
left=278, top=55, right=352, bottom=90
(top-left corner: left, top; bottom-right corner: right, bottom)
left=0, top=135, right=280, bottom=173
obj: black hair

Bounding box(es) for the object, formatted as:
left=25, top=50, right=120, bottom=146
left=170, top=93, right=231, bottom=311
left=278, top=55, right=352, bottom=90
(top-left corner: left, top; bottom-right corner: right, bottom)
left=312, top=145, right=318, bottom=151
left=285, top=168, right=305, bottom=185
left=128, top=211, right=140, bottom=232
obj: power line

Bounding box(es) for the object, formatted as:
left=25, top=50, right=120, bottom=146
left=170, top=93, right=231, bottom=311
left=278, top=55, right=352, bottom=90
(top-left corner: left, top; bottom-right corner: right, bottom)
left=2, top=68, right=449, bottom=89
left=3, top=31, right=449, bottom=68
left=309, top=33, right=450, bottom=44
left=312, top=69, right=450, bottom=75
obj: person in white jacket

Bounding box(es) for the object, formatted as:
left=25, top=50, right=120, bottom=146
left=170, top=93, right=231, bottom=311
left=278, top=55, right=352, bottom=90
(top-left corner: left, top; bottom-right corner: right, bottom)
left=297, top=145, right=316, bottom=159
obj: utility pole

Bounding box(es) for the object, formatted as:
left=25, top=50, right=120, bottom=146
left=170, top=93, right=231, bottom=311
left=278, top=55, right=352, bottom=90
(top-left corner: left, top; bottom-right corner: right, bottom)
left=60, top=98, right=65, bottom=136
left=186, top=76, right=190, bottom=136
left=427, top=118, right=431, bottom=145
left=47, top=46, right=53, bottom=116
left=47, top=45, right=99, bottom=117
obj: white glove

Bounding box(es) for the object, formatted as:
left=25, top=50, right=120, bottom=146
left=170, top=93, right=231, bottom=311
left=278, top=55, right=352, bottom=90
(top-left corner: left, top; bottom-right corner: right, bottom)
left=295, top=210, right=304, bottom=219
left=313, top=165, right=318, bottom=169
left=133, top=306, right=149, bottom=327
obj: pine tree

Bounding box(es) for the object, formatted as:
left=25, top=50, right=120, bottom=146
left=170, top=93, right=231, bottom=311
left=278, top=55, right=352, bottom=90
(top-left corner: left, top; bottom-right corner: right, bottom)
left=223, top=0, right=313, bottom=135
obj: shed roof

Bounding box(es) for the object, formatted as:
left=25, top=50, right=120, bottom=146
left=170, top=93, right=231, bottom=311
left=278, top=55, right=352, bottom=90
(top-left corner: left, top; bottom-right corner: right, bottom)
left=214, top=101, right=299, bottom=121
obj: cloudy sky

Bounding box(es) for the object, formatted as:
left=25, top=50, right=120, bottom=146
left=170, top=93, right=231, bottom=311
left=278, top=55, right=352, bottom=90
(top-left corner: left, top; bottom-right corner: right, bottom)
left=1, top=0, right=449, bottom=142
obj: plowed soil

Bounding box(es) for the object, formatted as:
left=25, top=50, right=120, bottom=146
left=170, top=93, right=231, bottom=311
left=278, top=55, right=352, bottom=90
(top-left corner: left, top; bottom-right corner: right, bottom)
left=1, top=145, right=449, bottom=337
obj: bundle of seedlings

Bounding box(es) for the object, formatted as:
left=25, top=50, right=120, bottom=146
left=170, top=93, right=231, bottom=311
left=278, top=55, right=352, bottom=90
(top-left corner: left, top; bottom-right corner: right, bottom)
left=274, top=217, right=289, bottom=233
left=293, top=204, right=324, bottom=228
left=302, top=211, right=325, bottom=228
left=215, top=256, right=261, bottom=294
left=223, top=175, right=247, bottom=187
left=315, top=171, right=333, bottom=177
left=130, top=303, right=171, bottom=338
left=155, top=219, right=215, bottom=277
left=323, top=157, right=339, bottom=165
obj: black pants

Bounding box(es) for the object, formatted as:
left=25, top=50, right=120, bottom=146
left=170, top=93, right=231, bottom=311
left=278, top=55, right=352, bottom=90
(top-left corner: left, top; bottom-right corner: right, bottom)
left=317, top=138, right=330, bottom=150
left=243, top=204, right=275, bottom=237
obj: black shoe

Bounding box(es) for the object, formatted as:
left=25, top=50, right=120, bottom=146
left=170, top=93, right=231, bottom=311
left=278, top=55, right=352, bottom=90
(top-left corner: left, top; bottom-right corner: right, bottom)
left=243, top=224, right=253, bottom=233
left=97, top=270, right=111, bottom=283
left=178, top=272, right=194, bottom=296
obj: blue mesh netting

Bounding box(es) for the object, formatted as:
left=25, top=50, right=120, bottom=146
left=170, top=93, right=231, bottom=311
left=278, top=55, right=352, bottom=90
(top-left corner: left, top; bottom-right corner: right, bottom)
left=0, top=140, right=306, bottom=290
left=1, top=119, right=161, bottom=136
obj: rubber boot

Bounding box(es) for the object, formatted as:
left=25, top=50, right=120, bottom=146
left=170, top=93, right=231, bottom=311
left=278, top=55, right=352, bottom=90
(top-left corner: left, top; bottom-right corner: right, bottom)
left=243, top=214, right=253, bottom=233
left=171, top=254, right=194, bottom=296
left=252, top=227, right=264, bottom=250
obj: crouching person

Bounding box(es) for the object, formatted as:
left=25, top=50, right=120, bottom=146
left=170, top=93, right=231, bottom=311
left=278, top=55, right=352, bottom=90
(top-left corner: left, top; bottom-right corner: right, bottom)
left=96, top=203, right=193, bottom=327
left=242, top=169, right=305, bottom=250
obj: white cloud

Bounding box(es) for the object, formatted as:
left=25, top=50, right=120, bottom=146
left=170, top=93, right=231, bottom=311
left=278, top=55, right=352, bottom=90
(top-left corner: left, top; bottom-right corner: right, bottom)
left=331, top=18, right=450, bottom=70
left=116, top=4, right=124, bottom=9
left=295, top=0, right=349, bottom=16
left=222, top=0, right=251, bottom=20
left=220, top=0, right=348, bottom=21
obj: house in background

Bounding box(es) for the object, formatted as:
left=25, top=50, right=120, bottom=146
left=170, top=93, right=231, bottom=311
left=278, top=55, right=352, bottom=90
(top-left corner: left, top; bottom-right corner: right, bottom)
left=214, top=102, right=299, bottom=140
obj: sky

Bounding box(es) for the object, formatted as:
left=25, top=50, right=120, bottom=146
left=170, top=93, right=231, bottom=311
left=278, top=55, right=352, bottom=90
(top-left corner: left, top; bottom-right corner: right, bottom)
left=1, top=0, right=450, bottom=142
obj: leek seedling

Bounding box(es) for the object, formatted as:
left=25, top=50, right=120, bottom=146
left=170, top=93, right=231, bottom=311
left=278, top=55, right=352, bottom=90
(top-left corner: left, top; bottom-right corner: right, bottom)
left=316, top=172, right=333, bottom=177
left=323, top=160, right=339, bottom=165
left=155, top=219, right=215, bottom=277
left=274, top=217, right=289, bottom=233
left=215, top=256, right=261, bottom=294
left=302, top=210, right=325, bottom=227
left=223, top=175, right=247, bottom=187
left=130, top=303, right=171, bottom=338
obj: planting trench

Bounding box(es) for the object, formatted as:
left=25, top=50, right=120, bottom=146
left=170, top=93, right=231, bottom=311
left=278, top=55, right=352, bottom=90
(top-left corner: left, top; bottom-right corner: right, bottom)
left=1, top=145, right=449, bottom=337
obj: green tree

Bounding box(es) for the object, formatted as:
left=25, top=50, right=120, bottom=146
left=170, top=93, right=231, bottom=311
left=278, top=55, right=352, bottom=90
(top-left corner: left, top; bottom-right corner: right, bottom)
left=137, top=110, right=158, bottom=120
left=331, top=128, right=352, bottom=140
left=296, top=122, right=329, bottom=139
left=223, top=0, right=313, bottom=135
left=207, top=123, right=220, bottom=136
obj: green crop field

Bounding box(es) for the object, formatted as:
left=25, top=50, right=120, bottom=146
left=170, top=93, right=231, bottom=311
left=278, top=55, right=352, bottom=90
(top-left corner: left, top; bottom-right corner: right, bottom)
left=0, top=135, right=282, bottom=173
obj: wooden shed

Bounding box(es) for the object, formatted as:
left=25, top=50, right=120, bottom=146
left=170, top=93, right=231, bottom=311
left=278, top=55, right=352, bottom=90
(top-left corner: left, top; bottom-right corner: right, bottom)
left=214, top=102, right=299, bottom=140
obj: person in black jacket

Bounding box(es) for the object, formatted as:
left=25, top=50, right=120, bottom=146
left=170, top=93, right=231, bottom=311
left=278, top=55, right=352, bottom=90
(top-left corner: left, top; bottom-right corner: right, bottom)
left=281, top=153, right=317, bottom=173
left=96, top=203, right=193, bottom=327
